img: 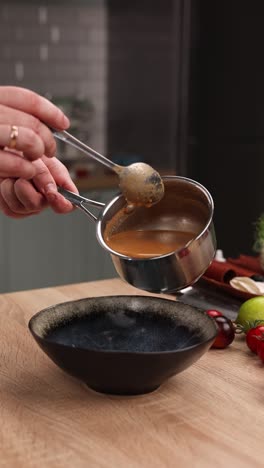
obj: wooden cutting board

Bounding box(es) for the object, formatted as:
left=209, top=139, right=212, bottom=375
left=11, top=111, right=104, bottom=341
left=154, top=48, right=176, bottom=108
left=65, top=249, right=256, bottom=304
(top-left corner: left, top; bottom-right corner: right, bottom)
left=0, top=278, right=263, bottom=468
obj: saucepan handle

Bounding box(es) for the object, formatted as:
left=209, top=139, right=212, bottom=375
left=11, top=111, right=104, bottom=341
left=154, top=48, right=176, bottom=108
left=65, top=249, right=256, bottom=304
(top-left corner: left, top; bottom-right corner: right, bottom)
left=58, top=187, right=105, bottom=222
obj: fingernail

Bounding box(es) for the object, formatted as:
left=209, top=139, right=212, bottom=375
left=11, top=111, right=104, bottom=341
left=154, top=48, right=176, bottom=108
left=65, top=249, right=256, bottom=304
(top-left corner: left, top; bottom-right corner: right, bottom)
left=44, top=183, right=58, bottom=201
left=63, top=114, right=70, bottom=128
left=45, top=183, right=57, bottom=194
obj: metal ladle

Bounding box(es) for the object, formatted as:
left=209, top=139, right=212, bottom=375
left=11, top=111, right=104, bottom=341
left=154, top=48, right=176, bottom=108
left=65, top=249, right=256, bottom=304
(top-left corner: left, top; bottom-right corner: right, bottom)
left=52, top=130, right=164, bottom=207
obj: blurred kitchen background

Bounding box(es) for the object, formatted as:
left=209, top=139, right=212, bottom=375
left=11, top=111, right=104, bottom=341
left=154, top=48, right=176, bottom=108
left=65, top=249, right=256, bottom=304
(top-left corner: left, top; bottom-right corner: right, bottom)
left=0, top=0, right=263, bottom=292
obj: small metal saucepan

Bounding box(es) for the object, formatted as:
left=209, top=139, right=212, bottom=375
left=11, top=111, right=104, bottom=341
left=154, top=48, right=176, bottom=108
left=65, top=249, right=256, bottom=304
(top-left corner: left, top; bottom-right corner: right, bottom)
left=59, top=176, right=216, bottom=293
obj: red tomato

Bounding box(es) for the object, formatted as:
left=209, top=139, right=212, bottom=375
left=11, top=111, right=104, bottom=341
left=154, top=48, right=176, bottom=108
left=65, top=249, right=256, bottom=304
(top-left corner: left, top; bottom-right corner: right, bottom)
left=246, top=325, right=264, bottom=354
left=258, top=341, right=264, bottom=363
left=206, top=309, right=223, bottom=318
left=211, top=315, right=235, bottom=349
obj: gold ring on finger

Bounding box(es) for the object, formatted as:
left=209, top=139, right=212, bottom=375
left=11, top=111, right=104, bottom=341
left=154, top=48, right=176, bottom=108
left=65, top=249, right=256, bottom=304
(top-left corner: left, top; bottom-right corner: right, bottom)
left=9, top=125, right=19, bottom=149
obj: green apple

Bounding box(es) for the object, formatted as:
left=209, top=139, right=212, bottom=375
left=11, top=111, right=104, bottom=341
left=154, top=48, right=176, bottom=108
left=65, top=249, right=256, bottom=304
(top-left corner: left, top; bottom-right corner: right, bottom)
left=236, top=296, right=264, bottom=331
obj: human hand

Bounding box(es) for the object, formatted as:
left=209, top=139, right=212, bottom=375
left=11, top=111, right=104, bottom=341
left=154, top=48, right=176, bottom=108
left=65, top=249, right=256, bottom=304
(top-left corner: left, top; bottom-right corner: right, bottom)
left=0, top=86, right=69, bottom=179
left=0, top=156, right=78, bottom=218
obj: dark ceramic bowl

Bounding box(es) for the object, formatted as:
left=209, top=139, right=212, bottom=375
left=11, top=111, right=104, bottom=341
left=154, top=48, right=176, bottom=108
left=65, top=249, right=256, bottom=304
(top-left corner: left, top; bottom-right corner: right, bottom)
left=28, top=296, right=217, bottom=395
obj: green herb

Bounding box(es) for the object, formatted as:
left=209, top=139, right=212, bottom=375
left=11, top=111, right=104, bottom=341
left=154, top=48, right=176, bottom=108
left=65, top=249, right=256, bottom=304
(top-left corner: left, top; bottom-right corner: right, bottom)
left=253, top=214, right=264, bottom=252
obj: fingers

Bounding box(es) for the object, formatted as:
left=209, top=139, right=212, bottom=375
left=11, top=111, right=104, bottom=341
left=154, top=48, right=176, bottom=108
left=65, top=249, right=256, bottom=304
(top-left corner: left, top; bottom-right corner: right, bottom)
left=42, top=155, right=78, bottom=192
left=0, top=156, right=77, bottom=218
left=0, top=148, right=37, bottom=179
left=0, top=178, right=43, bottom=218
left=32, top=158, right=76, bottom=213
left=12, top=178, right=46, bottom=212
left=0, top=124, right=45, bottom=160
left=0, top=105, right=57, bottom=158
left=0, top=86, right=69, bottom=130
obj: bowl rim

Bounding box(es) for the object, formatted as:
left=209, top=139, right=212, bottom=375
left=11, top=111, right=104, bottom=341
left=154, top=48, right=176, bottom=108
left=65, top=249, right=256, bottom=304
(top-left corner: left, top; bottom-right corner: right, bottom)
left=28, top=295, right=218, bottom=356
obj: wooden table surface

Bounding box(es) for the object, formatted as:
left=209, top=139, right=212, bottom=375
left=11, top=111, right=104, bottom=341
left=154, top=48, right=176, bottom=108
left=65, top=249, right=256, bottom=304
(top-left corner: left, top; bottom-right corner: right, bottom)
left=0, top=278, right=263, bottom=468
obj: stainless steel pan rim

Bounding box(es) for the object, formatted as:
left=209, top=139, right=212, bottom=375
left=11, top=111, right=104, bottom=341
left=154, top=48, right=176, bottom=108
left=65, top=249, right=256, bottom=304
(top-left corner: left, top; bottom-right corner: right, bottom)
left=96, top=175, right=214, bottom=261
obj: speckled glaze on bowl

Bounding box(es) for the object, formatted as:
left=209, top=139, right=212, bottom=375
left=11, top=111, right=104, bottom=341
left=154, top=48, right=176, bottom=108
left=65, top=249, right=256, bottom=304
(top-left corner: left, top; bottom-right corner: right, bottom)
left=28, top=295, right=218, bottom=395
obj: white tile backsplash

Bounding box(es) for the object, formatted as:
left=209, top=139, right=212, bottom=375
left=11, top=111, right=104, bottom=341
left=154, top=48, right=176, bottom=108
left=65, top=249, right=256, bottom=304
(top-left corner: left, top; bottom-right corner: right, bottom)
left=38, top=6, right=48, bottom=25
left=0, top=2, right=107, bottom=155
left=50, top=25, right=61, bottom=44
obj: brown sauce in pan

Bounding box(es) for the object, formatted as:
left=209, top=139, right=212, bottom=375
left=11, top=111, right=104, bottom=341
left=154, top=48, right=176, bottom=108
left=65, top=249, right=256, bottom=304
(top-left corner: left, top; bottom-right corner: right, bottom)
left=106, top=229, right=195, bottom=258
